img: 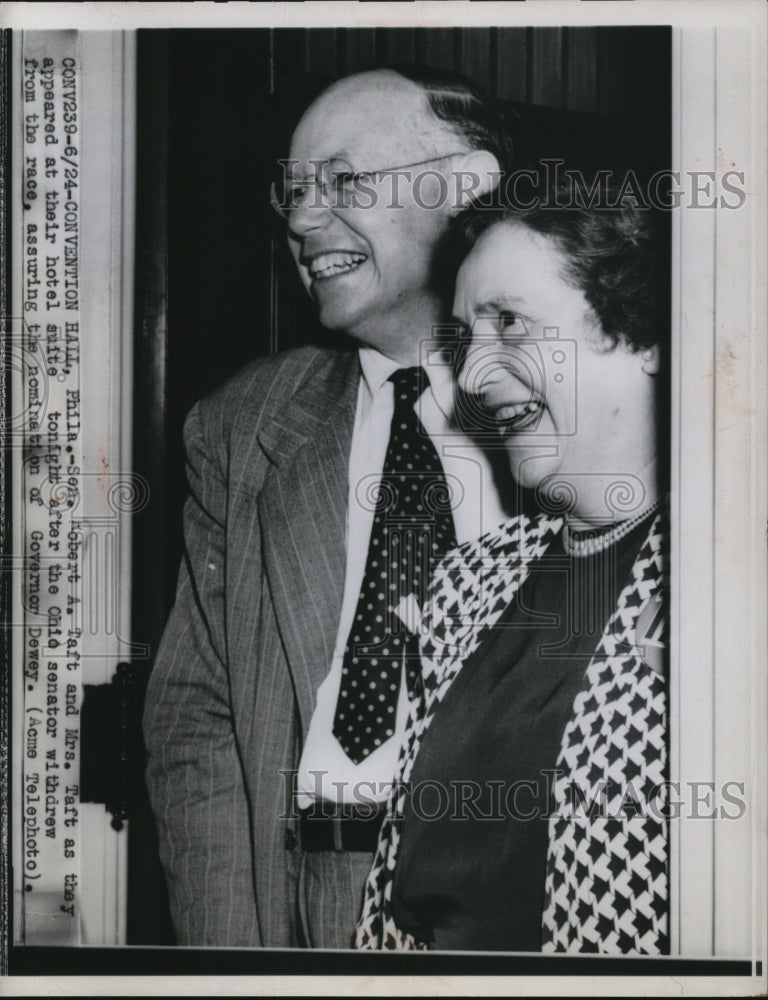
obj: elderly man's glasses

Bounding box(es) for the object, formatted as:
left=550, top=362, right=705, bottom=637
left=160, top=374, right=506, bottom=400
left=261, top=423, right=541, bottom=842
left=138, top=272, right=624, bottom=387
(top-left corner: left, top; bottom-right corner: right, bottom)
left=270, top=152, right=468, bottom=219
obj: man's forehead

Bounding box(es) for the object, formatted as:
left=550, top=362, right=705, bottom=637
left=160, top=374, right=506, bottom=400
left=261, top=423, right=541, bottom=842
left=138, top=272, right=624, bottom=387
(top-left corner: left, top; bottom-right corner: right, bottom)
left=289, top=72, right=451, bottom=164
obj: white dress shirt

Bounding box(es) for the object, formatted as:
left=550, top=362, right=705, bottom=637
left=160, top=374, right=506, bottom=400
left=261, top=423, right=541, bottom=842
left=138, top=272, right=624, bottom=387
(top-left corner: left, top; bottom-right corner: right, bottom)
left=295, top=346, right=510, bottom=809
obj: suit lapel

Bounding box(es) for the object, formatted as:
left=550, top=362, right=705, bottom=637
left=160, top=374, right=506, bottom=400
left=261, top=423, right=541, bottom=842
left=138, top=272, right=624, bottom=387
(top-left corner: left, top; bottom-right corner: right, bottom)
left=258, top=351, right=360, bottom=735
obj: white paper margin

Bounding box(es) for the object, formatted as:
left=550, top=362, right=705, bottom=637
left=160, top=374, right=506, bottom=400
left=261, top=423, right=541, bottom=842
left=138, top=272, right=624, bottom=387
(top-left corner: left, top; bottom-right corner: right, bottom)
left=2, top=1, right=766, bottom=998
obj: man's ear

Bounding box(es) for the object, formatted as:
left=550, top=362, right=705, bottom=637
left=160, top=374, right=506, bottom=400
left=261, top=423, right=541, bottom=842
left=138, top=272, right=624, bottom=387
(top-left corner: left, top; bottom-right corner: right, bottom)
left=449, top=149, right=501, bottom=210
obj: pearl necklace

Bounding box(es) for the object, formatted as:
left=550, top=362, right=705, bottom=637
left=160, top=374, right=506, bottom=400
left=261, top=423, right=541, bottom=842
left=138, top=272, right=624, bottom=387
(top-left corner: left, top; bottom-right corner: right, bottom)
left=562, top=495, right=665, bottom=558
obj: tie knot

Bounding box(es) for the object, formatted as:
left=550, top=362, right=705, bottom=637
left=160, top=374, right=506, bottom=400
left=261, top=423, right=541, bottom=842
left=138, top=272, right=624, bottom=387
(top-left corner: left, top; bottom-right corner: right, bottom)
left=389, top=367, right=426, bottom=411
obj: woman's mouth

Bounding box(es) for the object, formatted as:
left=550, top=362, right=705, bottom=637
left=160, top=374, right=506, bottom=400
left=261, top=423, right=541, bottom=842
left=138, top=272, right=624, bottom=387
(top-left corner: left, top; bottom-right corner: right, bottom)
left=492, top=400, right=545, bottom=433
left=308, top=252, right=367, bottom=281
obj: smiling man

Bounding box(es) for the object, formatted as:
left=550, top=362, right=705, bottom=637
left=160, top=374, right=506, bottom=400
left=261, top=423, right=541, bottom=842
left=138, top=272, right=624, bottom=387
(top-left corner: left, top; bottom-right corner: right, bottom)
left=284, top=72, right=480, bottom=360
left=144, top=66, right=512, bottom=949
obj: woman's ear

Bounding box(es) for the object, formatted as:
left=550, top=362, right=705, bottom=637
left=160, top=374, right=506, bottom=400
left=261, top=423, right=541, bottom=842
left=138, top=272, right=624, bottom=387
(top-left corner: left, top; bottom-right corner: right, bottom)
left=449, top=149, right=501, bottom=210
left=640, top=344, right=660, bottom=375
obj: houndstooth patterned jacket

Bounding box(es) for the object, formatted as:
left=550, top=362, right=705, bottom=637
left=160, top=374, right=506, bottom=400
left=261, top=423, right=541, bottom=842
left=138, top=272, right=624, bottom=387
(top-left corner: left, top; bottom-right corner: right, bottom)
left=355, top=509, right=668, bottom=954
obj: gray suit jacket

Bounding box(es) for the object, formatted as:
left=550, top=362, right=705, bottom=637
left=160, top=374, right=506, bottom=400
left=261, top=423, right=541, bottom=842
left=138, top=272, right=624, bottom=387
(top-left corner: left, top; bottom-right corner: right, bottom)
left=144, top=345, right=361, bottom=947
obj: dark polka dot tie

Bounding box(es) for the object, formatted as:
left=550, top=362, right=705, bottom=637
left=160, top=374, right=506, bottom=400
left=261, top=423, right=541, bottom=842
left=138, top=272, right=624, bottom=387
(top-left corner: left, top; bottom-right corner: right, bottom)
left=333, top=367, right=458, bottom=764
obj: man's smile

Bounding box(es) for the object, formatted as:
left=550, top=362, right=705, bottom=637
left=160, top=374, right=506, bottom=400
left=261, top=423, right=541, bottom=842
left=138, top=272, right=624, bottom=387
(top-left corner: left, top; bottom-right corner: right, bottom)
left=305, top=251, right=369, bottom=281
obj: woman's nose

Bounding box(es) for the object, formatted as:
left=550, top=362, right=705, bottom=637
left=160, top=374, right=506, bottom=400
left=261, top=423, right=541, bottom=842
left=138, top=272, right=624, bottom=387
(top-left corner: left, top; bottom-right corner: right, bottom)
left=457, top=329, right=503, bottom=396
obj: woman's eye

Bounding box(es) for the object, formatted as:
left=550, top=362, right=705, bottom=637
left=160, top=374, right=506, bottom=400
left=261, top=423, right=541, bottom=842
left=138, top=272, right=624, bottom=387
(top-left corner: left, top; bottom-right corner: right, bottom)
left=498, top=311, right=519, bottom=331
left=498, top=311, right=529, bottom=338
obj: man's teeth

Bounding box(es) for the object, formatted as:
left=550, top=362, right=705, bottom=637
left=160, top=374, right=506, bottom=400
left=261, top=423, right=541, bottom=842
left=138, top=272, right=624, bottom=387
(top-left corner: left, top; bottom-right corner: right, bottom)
left=494, top=401, right=543, bottom=431
left=308, top=252, right=367, bottom=279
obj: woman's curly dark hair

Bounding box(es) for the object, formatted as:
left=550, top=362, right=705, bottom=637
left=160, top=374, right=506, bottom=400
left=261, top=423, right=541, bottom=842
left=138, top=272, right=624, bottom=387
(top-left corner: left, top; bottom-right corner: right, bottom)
left=451, top=178, right=669, bottom=353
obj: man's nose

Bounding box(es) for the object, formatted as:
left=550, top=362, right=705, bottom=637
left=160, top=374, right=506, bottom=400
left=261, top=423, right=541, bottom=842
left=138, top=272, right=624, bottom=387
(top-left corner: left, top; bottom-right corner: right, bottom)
left=457, top=329, right=503, bottom=396
left=287, top=189, right=333, bottom=238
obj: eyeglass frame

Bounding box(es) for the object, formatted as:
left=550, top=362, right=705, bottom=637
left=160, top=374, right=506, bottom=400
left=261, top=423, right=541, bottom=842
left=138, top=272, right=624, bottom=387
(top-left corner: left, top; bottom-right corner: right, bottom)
left=269, top=150, right=470, bottom=219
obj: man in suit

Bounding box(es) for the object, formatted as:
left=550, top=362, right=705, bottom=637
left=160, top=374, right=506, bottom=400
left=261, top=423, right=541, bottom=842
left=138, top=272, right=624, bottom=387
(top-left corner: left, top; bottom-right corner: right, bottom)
left=144, top=65, right=512, bottom=949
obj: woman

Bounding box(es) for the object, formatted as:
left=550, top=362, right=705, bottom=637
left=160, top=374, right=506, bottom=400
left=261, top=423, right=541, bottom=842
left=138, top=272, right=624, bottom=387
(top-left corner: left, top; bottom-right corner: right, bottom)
left=356, top=187, right=669, bottom=954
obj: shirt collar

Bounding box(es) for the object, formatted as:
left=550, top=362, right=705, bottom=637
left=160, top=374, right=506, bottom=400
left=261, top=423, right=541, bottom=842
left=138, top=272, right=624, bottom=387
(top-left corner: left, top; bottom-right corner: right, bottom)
left=358, top=345, right=400, bottom=400
left=357, top=345, right=456, bottom=421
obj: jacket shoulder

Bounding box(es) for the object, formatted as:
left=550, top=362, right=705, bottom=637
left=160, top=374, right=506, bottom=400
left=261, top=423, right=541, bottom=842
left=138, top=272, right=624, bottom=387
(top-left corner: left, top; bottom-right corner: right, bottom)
left=193, top=345, right=358, bottom=437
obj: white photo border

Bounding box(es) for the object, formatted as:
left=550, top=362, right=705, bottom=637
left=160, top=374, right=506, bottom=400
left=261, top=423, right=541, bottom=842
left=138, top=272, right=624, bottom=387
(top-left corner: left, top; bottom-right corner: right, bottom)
left=2, top=2, right=767, bottom=997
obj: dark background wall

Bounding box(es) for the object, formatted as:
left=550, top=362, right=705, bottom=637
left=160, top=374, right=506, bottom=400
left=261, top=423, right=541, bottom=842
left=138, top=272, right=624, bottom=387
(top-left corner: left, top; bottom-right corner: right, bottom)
left=129, top=26, right=671, bottom=945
